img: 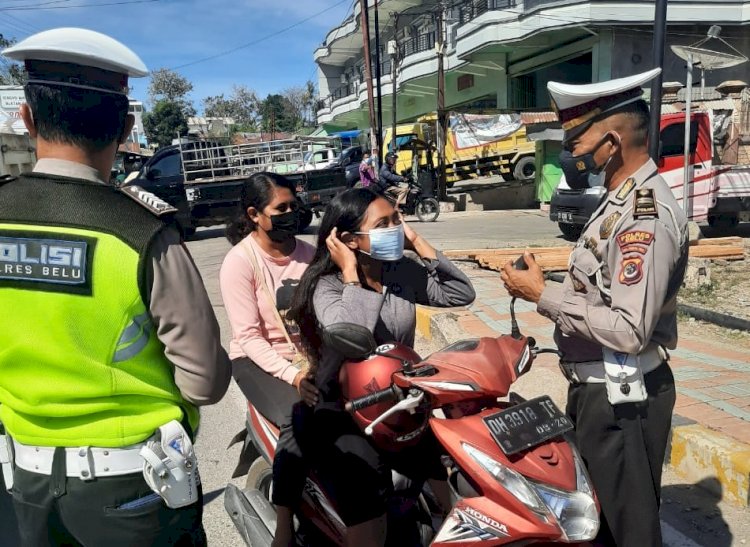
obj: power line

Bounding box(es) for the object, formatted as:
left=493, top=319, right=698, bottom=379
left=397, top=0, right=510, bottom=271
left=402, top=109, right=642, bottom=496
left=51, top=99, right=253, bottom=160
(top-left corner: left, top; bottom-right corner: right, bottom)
left=171, top=0, right=349, bottom=70
left=0, top=0, right=71, bottom=9
left=0, top=0, right=162, bottom=11
left=3, top=13, right=41, bottom=34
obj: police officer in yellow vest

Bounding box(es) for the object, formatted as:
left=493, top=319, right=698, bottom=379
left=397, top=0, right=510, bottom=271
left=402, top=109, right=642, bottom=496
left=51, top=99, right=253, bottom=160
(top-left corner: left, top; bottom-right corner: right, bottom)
left=501, top=70, right=688, bottom=547
left=0, top=28, right=231, bottom=546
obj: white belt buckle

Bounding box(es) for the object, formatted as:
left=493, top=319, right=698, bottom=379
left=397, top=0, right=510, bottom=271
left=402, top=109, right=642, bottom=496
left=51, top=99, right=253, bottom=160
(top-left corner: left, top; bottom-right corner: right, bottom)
left=76, top=446, right=95, bottom=481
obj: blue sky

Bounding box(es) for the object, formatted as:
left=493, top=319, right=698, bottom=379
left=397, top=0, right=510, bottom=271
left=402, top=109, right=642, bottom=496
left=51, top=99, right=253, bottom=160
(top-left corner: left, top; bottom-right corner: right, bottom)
left=2, top=0, right=352, bottom=111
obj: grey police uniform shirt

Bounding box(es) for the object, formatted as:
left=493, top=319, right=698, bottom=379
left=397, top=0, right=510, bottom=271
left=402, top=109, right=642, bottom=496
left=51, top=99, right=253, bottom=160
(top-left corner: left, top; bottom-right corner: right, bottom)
left=33, top=159, right=232, bottom=405
left=537, top=159, right=689, bottom=363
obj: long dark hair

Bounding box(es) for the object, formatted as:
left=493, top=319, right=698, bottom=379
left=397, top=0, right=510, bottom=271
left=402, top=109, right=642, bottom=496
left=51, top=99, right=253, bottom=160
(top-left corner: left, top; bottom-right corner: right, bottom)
left=287, top=188, right=381, bottom=366
left=225, top=172, right=297, bottom=245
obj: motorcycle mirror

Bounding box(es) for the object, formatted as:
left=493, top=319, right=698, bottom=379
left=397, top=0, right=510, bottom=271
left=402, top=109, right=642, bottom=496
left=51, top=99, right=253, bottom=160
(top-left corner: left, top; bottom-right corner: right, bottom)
left=321, top=323, right=377, bottom=359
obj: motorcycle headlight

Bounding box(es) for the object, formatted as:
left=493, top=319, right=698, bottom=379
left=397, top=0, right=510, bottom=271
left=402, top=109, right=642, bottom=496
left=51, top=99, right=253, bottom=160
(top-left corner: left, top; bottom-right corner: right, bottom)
left=463, top=443, right=599, bottom=542
left=462, top=444, right=549, bottom=519
left=532, top=483, right=598, bottom=542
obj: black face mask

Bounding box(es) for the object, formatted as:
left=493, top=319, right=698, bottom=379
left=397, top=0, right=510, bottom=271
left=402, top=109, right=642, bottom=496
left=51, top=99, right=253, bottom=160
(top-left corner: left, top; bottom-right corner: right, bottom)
left=266, top=210, right=299, bottom=242
left=559, top=134, right=612, bottom=190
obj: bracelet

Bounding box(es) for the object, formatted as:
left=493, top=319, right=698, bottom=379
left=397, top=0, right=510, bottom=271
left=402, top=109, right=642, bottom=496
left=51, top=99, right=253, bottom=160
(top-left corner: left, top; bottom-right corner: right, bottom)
left=343, top=281, right=362, bottom=287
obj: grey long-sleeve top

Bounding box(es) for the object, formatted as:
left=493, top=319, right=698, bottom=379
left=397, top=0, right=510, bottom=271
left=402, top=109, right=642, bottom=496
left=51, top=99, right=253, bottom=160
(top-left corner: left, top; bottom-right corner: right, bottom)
left=312, top=251, right=475, bottom=405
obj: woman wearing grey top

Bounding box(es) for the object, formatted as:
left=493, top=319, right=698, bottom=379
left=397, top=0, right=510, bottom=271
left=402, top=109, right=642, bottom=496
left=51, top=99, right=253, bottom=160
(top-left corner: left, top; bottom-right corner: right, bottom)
left=287, top=188, right=475, bottom=547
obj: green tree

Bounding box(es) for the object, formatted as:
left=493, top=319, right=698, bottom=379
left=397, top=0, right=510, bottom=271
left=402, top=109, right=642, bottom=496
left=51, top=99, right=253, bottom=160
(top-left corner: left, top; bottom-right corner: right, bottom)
left=302, top=79, right=317, bottom=126
left=260, top=94, right=298, bottom=133
left=147, top=68, right=195, bottom=117
left=143, top=100, right=188, bottom=148
left=0, top=34, right=25, bottom=85
left=203, top=85, right=259, bottom=130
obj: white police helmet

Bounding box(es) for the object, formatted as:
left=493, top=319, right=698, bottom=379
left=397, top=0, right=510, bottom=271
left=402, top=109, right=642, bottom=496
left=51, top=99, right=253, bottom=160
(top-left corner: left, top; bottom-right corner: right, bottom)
left=3, top=27, right=147, bottom=95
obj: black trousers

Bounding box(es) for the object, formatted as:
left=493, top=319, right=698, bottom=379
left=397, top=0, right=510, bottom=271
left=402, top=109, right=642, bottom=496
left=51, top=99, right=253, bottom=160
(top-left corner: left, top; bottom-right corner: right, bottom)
left=8, top=448, right=205, bottom=547
left=231, top=357, right=304, bottom=508
left=300, top=407, right=446, bottom=527
left=567, top=363, right=675, bottom=547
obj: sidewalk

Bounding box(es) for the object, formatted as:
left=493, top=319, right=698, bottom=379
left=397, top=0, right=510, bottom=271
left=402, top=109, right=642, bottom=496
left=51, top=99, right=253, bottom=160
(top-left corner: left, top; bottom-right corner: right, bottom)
left=417, top=262, right=750, bottom=507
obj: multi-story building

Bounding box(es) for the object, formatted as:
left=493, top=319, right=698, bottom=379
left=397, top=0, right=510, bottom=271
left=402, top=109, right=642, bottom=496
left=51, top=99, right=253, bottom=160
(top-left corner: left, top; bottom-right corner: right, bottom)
left=314, top=0, right=750, bottom=131
left=124, top=99, right=147, bottom=151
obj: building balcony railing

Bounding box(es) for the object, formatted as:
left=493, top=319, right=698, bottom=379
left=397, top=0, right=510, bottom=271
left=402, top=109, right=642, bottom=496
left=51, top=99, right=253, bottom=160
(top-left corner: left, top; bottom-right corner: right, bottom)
left=458, top=0, right=517, bottom=24
left=399, top=31, right=436, bottom=58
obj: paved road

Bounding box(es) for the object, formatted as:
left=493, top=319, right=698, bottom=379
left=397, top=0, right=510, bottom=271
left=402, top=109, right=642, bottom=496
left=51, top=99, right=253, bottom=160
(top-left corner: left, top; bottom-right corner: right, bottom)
left=191, top=208, right=565, bottom=251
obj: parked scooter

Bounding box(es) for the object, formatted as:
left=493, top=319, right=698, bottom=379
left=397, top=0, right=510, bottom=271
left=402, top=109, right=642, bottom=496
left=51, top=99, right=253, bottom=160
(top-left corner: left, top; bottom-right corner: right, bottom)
left=225, top=296, right=600, bottom=546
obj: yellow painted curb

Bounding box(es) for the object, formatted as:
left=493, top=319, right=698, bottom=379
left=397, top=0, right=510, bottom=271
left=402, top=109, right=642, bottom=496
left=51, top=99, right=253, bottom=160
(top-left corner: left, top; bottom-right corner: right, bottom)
left=669, top=423, right=750, bottom=507
left=415, top=306, right=440, bottom=341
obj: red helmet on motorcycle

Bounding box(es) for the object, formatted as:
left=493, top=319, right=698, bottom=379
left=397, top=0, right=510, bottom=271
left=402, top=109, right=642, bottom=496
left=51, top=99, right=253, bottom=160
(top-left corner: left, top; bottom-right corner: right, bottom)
left=339, top=343, right=429, bottom=452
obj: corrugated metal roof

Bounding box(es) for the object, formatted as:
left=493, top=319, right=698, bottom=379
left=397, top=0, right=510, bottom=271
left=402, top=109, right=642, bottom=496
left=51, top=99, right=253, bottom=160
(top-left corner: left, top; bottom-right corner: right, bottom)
left=662, top=99, right=737, bottom=112
left=187, top=116, right=236, bottom=125
left=521, top=111, right=558, bottom=124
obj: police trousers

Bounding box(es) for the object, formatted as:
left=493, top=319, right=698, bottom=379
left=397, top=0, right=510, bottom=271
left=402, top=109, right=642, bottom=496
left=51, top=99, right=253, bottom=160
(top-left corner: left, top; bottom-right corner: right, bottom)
left=567, top=362, right=675, bottom=547
left=8, top=448, right=205, bottom=547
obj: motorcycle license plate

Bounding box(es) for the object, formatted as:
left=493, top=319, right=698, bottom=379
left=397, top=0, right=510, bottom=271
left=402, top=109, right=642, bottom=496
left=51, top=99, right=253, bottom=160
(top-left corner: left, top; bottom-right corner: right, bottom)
left=557, top=212, right=573, bottom=222
left=483, top=396, right=573, bottom=455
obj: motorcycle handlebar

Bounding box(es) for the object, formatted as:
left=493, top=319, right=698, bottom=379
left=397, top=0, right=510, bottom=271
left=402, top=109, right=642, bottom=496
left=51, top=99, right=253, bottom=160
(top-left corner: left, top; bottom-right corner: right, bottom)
left=345, top=386, right=397, bottom=412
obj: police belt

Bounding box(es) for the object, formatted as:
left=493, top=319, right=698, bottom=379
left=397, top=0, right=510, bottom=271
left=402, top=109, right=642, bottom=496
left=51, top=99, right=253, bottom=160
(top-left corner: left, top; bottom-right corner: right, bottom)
left=559, top=345, right=668, bottom=384
left=11, top=437, right=151, bottom=481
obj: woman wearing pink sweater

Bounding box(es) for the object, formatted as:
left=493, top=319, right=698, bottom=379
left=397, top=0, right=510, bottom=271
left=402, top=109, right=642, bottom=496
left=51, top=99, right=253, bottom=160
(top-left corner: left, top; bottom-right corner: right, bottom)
left=219, top=172, right=317, bottom=547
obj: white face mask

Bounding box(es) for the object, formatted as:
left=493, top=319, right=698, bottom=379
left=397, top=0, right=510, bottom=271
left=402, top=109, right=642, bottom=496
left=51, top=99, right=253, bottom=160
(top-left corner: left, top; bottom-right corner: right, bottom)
left=355, top=224, right=404, bottom=261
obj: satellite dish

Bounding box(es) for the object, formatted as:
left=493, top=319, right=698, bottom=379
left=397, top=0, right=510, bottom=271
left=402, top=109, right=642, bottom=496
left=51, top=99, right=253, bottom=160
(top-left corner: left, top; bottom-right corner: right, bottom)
left=670, top=45, right=747, bottom=70
left=671, top=31, right=748, bottom=99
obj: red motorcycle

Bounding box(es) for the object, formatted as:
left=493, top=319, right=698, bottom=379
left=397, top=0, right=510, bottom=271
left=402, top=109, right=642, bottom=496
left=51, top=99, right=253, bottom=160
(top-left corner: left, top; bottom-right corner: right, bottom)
left=225, top=299, right=600, bottom=546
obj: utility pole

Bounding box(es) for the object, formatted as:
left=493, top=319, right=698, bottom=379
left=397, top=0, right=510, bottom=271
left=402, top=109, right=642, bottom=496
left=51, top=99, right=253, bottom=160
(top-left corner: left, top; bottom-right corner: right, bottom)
left=359, top=0, right=378, bottom=158
left=436, top=3, right=448, bottom=200
left=389, top=12, right=400, bottom=154
left=648, top=0, right=668, bottom=161
left=374, top=0, right=384, bottom=165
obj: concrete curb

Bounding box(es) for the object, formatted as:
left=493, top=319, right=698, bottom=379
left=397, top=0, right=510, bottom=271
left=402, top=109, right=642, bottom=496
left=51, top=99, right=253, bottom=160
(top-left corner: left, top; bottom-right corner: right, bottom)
left=668, top=418, right=750, bottom=507
left=416, top=304, right=750, bottom=508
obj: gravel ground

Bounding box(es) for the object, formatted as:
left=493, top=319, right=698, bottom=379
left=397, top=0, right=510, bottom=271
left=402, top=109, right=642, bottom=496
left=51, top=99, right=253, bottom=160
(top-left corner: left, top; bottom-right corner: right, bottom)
left=678, top=243, right=750, bottom=323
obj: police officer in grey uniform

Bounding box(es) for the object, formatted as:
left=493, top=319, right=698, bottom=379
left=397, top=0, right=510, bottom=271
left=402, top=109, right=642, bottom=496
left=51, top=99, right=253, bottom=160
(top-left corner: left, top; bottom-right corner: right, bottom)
left=501, top=69, right=688, bottom=547
left=0, top=28, right=231, bottom=545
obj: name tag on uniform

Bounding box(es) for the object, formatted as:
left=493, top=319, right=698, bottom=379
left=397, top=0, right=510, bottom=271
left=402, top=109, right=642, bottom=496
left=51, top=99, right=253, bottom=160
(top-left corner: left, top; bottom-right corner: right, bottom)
left=0, top=232, right=95, bottom=295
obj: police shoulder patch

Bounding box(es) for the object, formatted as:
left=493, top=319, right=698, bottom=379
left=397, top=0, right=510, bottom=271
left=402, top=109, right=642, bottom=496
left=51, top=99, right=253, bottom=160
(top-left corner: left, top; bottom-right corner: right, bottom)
left=633, top=188, right=658, bottom=218
left=120, top=185, right=177, bottom=216
left=615, top=177, right=636, bottom=201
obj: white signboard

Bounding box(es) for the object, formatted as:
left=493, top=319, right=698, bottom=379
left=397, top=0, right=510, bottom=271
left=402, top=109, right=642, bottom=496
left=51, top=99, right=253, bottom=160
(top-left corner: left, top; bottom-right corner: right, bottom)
left=450, top=113, right=523, bottom=150
left=0, top=89, right=26, bottom=109
left=0, top=87, right=27, bottom=134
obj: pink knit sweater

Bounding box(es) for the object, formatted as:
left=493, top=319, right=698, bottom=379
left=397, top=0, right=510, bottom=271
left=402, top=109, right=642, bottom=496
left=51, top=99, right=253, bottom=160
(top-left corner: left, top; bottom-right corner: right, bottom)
left=219, top=234, right=315, bottom=385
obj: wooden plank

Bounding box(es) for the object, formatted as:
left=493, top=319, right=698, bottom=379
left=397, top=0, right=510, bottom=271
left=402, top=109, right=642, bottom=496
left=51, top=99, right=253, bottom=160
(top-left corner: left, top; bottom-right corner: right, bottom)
left=688, top=246, right=745, bottom=259
left=690, top=237, right=743, bottom=247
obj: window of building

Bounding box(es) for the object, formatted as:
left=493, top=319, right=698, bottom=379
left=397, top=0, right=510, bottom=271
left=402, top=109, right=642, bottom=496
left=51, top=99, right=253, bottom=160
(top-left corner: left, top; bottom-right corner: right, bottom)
left=659, top=122, right=699, bottom=157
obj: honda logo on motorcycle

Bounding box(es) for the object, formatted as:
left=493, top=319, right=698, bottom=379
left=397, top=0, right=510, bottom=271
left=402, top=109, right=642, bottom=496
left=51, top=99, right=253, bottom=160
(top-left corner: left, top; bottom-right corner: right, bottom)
left=435, top=506, right=510, bottom=543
